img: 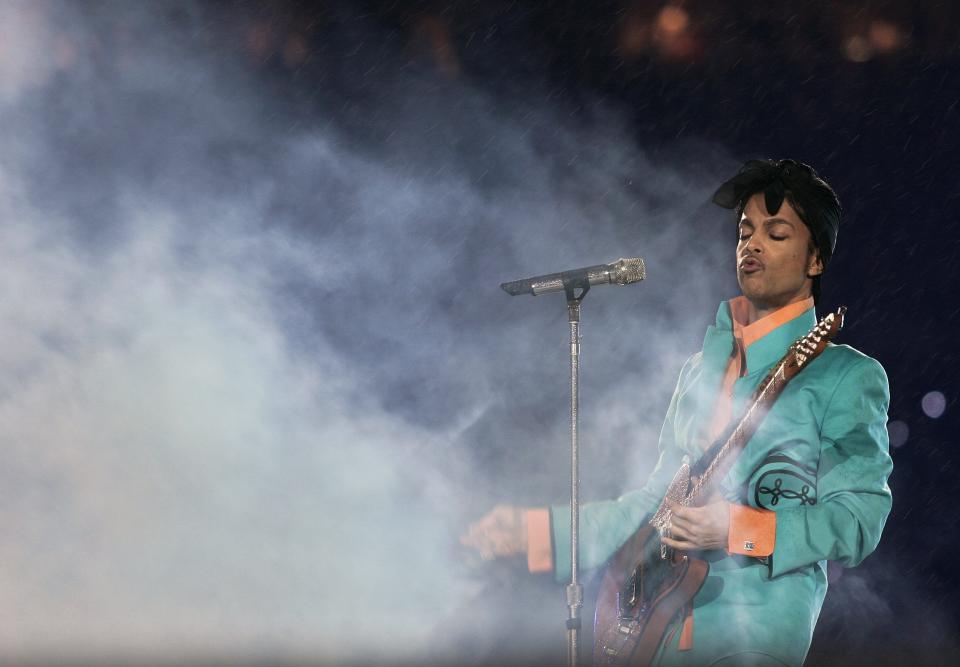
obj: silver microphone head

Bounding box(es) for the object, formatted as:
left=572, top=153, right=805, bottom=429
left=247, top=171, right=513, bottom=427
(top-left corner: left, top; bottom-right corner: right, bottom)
left=610, top=257, right=645, bottom=285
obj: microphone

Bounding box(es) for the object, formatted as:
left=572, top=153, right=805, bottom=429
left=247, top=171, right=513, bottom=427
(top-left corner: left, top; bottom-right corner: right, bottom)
left=500, top=257, right=645, bottom=297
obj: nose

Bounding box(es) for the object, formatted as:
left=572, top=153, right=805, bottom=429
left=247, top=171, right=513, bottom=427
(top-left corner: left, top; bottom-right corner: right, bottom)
left=745, top=235, right=764, bottom=254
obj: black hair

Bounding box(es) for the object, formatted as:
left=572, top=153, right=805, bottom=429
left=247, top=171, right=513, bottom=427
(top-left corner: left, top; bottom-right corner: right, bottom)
left=713, top=159, right=841, bottom=304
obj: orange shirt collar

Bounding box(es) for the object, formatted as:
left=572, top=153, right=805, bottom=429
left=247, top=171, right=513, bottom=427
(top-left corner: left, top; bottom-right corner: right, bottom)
left=728, top=296, right=815, bottom=349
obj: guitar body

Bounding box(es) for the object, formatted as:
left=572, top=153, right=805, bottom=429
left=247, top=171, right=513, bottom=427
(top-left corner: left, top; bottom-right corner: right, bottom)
left=593, top=524, right=708, bottom=666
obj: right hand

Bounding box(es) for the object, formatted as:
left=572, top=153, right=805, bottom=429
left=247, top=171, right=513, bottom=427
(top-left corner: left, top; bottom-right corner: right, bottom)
left=459, top=504, right=528, bottom=561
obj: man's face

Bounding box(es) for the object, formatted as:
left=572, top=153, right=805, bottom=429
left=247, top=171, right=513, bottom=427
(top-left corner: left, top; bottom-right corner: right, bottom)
left=736, top=192, right=822, bottom=310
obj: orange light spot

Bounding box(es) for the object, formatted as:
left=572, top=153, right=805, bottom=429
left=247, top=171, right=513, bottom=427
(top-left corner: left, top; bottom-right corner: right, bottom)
left=656, top=5, right=689, bottom=38
left=868, top=20, right=903, bottom=53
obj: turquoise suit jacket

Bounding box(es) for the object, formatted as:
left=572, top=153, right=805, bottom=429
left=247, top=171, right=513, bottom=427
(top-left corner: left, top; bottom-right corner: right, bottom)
left=549, top=301, right=893, bottom=666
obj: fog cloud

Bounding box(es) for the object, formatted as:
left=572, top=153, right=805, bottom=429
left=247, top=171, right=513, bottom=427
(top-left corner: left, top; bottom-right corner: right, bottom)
left=0, top=1, right=754, bottom=663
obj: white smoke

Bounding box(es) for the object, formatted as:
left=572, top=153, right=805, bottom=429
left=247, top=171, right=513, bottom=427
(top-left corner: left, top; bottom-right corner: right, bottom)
left=0, top=1, right=746, bottom=664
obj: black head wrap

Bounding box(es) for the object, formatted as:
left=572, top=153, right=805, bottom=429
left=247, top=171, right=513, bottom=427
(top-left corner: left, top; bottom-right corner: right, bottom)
left=712, top=158, right=841, bottom=303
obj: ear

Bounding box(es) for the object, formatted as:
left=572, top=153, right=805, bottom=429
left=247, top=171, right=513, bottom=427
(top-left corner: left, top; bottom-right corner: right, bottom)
left=807, top=246, right=824, bottom=278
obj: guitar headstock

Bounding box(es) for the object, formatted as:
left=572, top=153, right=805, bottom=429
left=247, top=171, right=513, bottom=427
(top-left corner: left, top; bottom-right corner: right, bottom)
left=789, top=306, right=846, bottom=370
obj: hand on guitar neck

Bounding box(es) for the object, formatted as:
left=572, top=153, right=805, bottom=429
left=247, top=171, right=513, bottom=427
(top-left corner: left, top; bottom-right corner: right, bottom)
left=460, top=505, right=528, bottom=561
left=660, top=488, right=731, bottom=553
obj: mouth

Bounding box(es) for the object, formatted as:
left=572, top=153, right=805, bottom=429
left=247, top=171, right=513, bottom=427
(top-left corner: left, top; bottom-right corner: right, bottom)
left=739, top=257, right=763, bottom=274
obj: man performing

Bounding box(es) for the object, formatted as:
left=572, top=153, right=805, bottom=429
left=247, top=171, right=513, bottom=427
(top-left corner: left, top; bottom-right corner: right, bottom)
left=462, top=159, right=893, bottom=666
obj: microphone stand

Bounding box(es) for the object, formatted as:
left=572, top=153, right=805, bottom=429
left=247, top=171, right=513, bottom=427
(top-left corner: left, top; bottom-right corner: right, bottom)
left=501, top=258, right=645, bottom=666
left=562, top=274, right=589, bottom=667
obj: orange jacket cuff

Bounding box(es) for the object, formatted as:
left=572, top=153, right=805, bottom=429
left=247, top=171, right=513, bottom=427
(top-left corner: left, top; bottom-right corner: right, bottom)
left=727, top=503, right=776, bottom=557
left=526, top=508, right=553, bottom=573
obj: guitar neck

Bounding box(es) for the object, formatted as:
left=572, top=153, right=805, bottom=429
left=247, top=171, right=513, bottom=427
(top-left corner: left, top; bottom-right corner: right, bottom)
left=688, top=360, right=789, bottom=500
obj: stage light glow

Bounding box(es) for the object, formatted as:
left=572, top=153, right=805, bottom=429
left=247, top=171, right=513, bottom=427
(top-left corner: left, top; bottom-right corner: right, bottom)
left=653, top=4, right=698, bottom=61
left=887, top=420, right=909, bottom=448
left=844, top=35, right=873, bottom=62
left=869, top=20, right=904, bottom=54
left=921, top=391, right=946, bottom=419
left=656, top=5, right=689, bottom=37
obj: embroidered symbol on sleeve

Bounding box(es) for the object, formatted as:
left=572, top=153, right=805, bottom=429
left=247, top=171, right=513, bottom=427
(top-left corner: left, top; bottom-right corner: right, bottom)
left=749, top=454, right=819, bottom=510
left=758, top=478, right=816, bottom=506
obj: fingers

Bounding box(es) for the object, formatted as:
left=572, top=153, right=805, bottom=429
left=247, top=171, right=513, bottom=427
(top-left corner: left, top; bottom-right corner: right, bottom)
left=459, top=505, right=525, bottom=560
left=460, top=519, right=499, bottom=559
left=662, top=517, right=703, bottom=549
left=660, top=535, right=694, bottom=551
left=663, top=500, right=730, bottom=551
left=665, top=503, right=704, bottom=547
left=668, top=519, right=692, bottom=541
left=668, top=504, right=698, bottom=531
left=459, top=523, right=485, bottom=549
left=670, top=508, right=693, bottom=528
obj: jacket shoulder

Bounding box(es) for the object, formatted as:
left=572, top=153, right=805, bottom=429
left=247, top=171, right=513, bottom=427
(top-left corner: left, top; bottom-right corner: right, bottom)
left=815, top=343, right=887, bottom=382
left=805, top=344, right=890, bottom=412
